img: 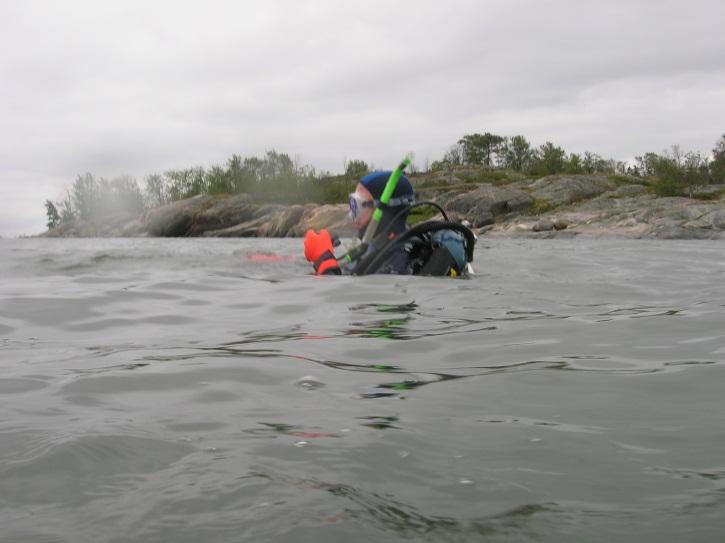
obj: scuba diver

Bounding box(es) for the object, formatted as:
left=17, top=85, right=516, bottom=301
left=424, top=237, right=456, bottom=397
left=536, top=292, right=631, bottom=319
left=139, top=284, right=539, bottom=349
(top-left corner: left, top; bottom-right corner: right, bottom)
left=303, top=160, right=475, bottom=276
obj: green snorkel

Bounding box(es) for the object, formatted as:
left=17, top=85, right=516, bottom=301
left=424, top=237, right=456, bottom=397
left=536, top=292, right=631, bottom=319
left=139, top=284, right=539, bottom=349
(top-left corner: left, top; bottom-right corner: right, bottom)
left=362, top=158, right=410, bottom=244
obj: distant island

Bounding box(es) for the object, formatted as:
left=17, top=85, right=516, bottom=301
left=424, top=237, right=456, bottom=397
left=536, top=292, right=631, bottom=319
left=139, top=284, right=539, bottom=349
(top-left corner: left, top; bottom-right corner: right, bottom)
left=43, top=133, right=725, bottom=240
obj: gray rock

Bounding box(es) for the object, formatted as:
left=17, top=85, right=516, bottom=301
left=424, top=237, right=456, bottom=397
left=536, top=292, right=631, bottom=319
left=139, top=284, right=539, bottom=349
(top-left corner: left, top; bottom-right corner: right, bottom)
left=142, top=193, right=270, bottom=236
left=257, top=205, right=309, bottom=237
left=553, top=217, right=569, bottom=230
left=42, top=219, right=98, bottom=237
left=611, top=184, right=647, bottom=197
left=436, top=184, right=534, bottom=227
left=189, top=194, right=264, bottom=235
left=689, top=185, right=725, bottom=197
left=533, top=219, right=555, bottom=232
left=653, top=225, right=718, bottom=240
left=204, top=216, right=269, bottom=237
left=289, top=205, right=356, bottom=237
left=144, top=195, right=208, bottom=236
left=702, top=209, right=725, bottom=229
left=39, top=169, right=725, bottom=240
left=530, top=175, right=616, bottom=207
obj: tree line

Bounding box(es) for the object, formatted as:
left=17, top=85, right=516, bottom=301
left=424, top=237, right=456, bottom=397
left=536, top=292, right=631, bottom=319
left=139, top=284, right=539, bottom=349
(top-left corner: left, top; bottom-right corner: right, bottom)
left=45, top=151, right=369, bottom=229
left=45, top=134, right=725, bottom=229
left=433, top=133, right=725, bottom=196
left=45, top=174, right=145, bottom=230
left=433, top=133, right=627, bottom=176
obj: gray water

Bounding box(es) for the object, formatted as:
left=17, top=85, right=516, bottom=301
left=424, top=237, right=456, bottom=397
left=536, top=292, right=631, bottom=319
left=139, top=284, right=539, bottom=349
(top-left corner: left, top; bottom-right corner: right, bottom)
left=1, top=237, right=725, bottom=542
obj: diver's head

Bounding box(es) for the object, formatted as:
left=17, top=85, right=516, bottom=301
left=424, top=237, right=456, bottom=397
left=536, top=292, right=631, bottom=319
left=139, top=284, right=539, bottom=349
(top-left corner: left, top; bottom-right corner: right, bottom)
left=348, top=171, right=415, bottom=237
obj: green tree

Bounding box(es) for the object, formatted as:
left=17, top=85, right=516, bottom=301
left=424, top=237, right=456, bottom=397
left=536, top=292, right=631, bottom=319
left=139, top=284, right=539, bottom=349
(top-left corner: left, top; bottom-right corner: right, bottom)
left=205, top=165, right=231, bottom=194
left=444, top=144, right=464, bottom=166
left=650, top=157, right=682, bottom=196
left=144, top=174, right=167, bottom=208
left=710, top=134, right=725, bottom=183
left=71, top=172, right=98, bottom=220
left=259, top=150, right=297, bottom=200
left=45, top=200, right=60, bottom=229
left=226, top=154, right=253, bottom=194
left=648, top=146, right=708, bottom=196
left=582, top=151, right=608, bottom=173
left=531, top=142, right=566, bottom=176
left=499, top=135, right=533, bottom=172
left=634, top=153, right=662, bottom=177
left=165, top=167, right=206, bottom=200
left=458, top=133, right=505, bottom=167
left=240, top=156, right=263, bottom=193
left=681, top=151, right=710, bottom=195
left=345, top=159, right=369, bottom=179
left=637, top=147, right=709, bottom=196
left=564, top=153, right=584, bottom=174
left=106, top=176, right=144, bottom=215
left=59, top=191, right=75, bottom=223
left=431, top=144, right=464, bottom=170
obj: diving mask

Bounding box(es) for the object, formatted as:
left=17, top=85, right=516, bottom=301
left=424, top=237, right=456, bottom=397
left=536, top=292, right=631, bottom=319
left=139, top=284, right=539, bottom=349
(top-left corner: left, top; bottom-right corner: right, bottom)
left=348, top=191, right=375, bottom=222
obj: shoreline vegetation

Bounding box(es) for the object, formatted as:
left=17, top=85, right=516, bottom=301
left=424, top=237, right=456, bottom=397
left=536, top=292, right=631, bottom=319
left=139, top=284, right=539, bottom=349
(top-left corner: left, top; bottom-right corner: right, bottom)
left=43, top=133, right=725, bottom=240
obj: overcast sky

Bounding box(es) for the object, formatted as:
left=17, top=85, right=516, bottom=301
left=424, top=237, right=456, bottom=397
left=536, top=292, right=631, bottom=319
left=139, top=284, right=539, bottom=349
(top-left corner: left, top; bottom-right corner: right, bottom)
left=1, top=0, right=724, bottom=237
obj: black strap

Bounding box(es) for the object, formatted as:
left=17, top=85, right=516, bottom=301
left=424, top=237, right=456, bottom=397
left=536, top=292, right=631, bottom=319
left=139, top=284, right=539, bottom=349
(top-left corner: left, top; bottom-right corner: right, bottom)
left=356, top=221, right=475, bottom=275
left=313, top=250, right=336, bottom=271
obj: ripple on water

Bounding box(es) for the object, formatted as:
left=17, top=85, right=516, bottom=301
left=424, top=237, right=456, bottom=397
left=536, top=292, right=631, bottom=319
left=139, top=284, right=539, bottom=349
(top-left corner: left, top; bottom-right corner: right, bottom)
left=235, top=470, right=553, bottom=541
left=163, top=421, right=228, bottom=433
left=476, top=416, right=603, bottom=435
left=0, top=434, right=194, bottom=506
left=148, top=281, right=225, bottom=292
left=62, top=314, right=196, bottom=332
left=3, top=239, right=725, bottom=542
left=192, top=389, right=241, bottom=403
left=0, top=297, right=101, bottom=326
left=0, top=378, right=49, bottom=394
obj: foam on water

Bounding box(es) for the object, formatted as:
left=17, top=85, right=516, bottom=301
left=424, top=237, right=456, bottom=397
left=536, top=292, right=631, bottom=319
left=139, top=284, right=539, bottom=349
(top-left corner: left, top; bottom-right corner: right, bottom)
left=2, top=237, right=725, bottom=542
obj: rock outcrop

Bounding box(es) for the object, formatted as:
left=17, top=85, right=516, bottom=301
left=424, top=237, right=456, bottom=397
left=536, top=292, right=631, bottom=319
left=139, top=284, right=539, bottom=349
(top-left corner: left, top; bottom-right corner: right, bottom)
left=487, top=190, right=725, bottom=239
left=527, top=175, right=616, bottom=207
left=434, top=185, right=534, bottom=227
left=42, top=173, right=725, bottom=240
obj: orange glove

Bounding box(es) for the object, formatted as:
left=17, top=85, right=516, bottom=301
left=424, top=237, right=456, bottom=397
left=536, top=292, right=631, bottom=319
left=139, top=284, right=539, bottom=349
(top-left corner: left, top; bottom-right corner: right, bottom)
left=303, top=229, right=340, bottom=275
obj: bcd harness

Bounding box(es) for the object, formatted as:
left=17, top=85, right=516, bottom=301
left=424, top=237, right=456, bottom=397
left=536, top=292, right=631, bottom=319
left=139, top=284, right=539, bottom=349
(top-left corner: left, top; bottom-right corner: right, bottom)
left=347, top=201, right=476, bottom=276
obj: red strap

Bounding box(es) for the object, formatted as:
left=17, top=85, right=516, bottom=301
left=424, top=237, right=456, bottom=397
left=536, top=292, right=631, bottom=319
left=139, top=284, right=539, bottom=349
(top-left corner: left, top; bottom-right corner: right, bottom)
left=316, top=258, right=340, bottom=275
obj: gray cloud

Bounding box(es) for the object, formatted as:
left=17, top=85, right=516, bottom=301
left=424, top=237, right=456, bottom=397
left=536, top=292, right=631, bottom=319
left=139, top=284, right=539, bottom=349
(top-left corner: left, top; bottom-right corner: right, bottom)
left=1, top=0, right=724, bottom=236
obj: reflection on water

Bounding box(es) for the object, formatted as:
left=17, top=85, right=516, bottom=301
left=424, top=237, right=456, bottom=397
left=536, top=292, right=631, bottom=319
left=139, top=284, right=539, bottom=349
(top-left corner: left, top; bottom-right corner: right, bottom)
left=356, top=415, right=400, bottom=429
left=245, top=422, right=341, bottom=439
left=2, top=238, right=725, bottom=542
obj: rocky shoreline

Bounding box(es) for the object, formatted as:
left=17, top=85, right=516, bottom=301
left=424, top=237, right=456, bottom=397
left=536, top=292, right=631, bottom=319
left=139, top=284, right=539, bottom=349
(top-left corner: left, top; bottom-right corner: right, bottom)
left=44, top=173, right=725, bottom=240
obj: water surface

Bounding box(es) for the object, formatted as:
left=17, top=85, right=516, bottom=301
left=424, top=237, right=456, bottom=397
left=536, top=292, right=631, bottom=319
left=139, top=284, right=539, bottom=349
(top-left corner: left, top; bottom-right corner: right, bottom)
left=1, top=238, right=725, bottom=542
